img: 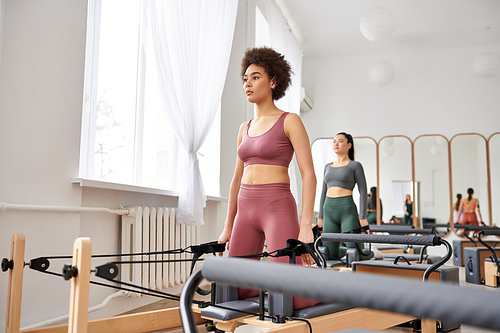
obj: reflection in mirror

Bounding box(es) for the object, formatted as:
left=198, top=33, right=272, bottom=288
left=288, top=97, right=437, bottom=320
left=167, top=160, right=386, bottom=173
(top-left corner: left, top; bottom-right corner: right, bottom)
left=414, top=135, right=451, bottom=236
left=379, top=136, right=413, bottom=225
left=352, top=138, right=378, bottom=223
left=312, top=138, right=335, bottom=216
left=489, top=133, right=500, bottom=227
left=311, top=137, right=378, bottom=222
left=451, top=134, right=489, bottom=233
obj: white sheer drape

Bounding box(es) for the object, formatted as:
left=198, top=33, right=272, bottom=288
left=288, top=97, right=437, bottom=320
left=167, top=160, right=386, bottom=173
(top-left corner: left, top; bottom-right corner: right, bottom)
left=262, top=1, right=304, bottom=204
left=144, top=0, right=238, bottom=225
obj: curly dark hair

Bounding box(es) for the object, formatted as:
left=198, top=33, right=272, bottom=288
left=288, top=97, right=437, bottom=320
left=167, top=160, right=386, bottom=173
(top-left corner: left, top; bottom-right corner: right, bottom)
left=240, top=46, right=293, bottom=101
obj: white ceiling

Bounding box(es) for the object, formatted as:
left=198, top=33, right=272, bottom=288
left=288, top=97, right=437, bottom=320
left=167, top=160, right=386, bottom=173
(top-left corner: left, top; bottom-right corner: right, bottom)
left=274, top=0, right=500, bottom=59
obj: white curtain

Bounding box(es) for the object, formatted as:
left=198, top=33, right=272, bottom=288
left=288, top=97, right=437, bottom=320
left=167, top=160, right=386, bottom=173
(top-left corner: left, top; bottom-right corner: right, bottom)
left=262, top=0, right=304, bottom=205
left=144, top=0, right=238, bottom=225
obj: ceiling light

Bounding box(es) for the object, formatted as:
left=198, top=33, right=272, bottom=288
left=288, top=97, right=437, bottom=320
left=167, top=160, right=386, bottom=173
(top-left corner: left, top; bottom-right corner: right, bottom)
left=360, top=6, right=397, bottom=42
left=473, top=51, right=500, bottom=78
left=369, top=61, right=396, bottom=86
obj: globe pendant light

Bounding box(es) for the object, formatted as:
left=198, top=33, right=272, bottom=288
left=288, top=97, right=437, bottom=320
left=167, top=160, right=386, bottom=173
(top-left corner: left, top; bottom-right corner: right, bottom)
left=369, top=60, right=396, bottom=86
left=360, top=6, right=397, bottom=42
left=473, top=26, right=500, bottom=79
left=473, top=51, right=500, bottom=78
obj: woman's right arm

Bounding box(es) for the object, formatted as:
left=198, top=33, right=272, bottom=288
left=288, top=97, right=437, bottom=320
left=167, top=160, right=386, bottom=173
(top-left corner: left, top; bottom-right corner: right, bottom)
left=218, top=122, right=247, bottom=250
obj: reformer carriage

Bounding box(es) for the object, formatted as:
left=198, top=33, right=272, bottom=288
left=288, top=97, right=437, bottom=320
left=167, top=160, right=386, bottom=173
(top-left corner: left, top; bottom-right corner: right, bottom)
left=4, top=229, right=493, bottom=333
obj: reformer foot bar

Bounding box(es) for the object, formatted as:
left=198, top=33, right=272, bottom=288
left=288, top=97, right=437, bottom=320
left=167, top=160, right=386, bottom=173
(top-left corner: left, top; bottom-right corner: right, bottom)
left=368, top=226, right=441, bottom=263
left=181, top=257, right=500, bottom=333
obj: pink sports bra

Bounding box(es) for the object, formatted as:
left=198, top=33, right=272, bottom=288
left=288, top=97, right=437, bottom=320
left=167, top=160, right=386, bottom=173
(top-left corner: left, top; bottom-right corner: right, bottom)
left=237, top=112, right=294, bottom=168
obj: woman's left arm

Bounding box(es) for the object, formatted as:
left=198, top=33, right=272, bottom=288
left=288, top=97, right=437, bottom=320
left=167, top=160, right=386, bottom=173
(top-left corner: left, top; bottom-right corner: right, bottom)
left=476, top=199, right=483, bottom=222
left=285, top=114, right=316, bottom=247
left=355, top=162, right=369, bottom=232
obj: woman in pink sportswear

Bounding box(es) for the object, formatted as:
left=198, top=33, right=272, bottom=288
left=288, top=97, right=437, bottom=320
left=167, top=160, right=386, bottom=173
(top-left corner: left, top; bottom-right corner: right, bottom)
left=218, top=47, right=318, bottom=309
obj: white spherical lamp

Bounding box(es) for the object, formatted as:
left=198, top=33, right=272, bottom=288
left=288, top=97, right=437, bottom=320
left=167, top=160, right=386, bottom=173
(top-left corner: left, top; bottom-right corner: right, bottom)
left=360, top=6, right=397, bottom=42
left=381, top=137, right=394, bottom=147
left=381, top=145, right=395, bottom=157
left=473, top=51, right=500, bottom=78
left=430, top=145, right=442, bottom=156
left=369, top=61, right=396, bottom=86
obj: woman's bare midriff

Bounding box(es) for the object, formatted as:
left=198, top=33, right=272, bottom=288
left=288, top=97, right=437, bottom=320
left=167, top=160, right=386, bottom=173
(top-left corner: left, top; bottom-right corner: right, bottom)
left=326, top=187, right=353, bottom=198
left=241, top=164, right=290, bottom=184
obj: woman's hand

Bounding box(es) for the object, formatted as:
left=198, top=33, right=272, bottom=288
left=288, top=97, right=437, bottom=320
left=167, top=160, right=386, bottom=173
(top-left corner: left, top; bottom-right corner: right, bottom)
left=359, top=218, right=370, bottom=234
left=298, top=226, right=315, bottom=266
left=317, top=218, right=323, bottom=228
left=218, top=226, right=232, bottom=256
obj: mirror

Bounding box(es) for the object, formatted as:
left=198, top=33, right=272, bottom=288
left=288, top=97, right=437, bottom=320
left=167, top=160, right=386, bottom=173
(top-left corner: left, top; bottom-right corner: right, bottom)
left=352, top=137, right=378, bottom=224
left=414, top=135, right=451, bottom=237
left=311, top=137, right=378, bottom=223
left=451, top=134, right=489, bottom=235
left=379, top=136, right=414, bottom=226
left=311, top=138, right=335, bottom=217
left=489, top=133, right=500, bottom=227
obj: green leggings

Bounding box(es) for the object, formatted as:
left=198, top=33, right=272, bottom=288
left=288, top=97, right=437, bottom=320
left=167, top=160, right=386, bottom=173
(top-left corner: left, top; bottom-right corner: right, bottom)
left=322, top=196, right=374, bottom=260
left=367, top=211, right=377, bottom=225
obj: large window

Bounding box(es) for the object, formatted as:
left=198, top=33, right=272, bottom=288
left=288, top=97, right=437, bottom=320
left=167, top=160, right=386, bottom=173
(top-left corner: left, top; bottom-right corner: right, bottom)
left=80, top=0, right=220, bottom=196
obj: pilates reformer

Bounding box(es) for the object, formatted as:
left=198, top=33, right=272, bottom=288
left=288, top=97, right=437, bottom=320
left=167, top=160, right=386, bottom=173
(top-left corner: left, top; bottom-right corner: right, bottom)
left=316, top=226, right=439, bottom=268
left=316, top=233, right=459, bottom=332
left=454, top=225, right=500, bottom=286
left=2, top=233, right=329, bottom=333
left=2, top=233, right=227, bottom=333
left=452, top=224, right=500, bottom=266
left=181, top=257, right=500, bottom=333
left=199, top=233, right=454, bottom=333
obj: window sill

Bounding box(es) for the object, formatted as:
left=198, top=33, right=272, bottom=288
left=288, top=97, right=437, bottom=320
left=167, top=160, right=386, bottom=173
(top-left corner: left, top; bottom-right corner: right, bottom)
left=71, top=178, right=227, bottom=202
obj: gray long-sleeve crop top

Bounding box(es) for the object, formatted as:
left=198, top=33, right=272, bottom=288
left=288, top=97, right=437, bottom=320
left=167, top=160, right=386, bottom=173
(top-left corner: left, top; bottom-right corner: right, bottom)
left=318, top=160, right=368, bottom=220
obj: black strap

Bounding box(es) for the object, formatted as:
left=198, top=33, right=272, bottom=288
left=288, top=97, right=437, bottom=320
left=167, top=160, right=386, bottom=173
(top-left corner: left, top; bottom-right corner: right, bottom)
left=312, top=225, right=323, bottom=241
left=189, top=241, right=226, bottom=296
left=276, top=239, right=322, bottom=267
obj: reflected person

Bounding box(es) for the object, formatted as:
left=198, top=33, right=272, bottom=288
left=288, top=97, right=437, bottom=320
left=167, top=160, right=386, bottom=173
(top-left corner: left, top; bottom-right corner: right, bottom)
left=367, top=186, right=383, bottom=225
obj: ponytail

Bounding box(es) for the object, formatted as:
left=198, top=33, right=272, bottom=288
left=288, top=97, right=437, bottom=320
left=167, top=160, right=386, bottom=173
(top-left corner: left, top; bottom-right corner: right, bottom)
left=467, top=188, right=474, bottom=201
left=455, top=193, right=462, bottom=211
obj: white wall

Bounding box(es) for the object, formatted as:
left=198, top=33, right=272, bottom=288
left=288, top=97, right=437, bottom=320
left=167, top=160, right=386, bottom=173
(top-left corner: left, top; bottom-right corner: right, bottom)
left=301, top=46, right=500, bottom=142
left=0, top=1, right=87, bottom=327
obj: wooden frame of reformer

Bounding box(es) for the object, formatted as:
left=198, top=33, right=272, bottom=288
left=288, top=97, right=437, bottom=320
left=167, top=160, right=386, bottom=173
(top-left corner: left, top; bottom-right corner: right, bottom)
left=5, top=234, right=438, bottom=333
left=4, top=233, right=205, bottom=333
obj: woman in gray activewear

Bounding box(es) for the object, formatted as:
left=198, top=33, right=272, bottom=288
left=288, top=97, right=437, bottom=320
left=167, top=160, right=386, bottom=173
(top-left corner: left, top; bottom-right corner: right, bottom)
left=317, top=132, right=374, bottom=260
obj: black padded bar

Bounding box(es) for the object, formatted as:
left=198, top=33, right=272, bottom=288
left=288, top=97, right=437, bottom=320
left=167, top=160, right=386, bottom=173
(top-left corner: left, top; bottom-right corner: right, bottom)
left=370, top=225, right=433, bottom=235
left=197, top=257, right=500, bottom=331
left=320, top=233, right=440, bottom=246
left=453, top=225, right=500, bottom=233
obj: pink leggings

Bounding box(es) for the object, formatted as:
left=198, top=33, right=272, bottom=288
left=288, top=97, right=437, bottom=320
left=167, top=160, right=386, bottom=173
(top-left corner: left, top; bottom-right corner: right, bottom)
left=462, top=212, right=479, bottom=226
left=228, top=183, right=319, bottom=310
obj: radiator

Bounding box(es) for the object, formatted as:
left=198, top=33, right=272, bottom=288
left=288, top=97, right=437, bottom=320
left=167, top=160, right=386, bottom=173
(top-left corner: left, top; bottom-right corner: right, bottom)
left=121, top=206, right=199, bottom=292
